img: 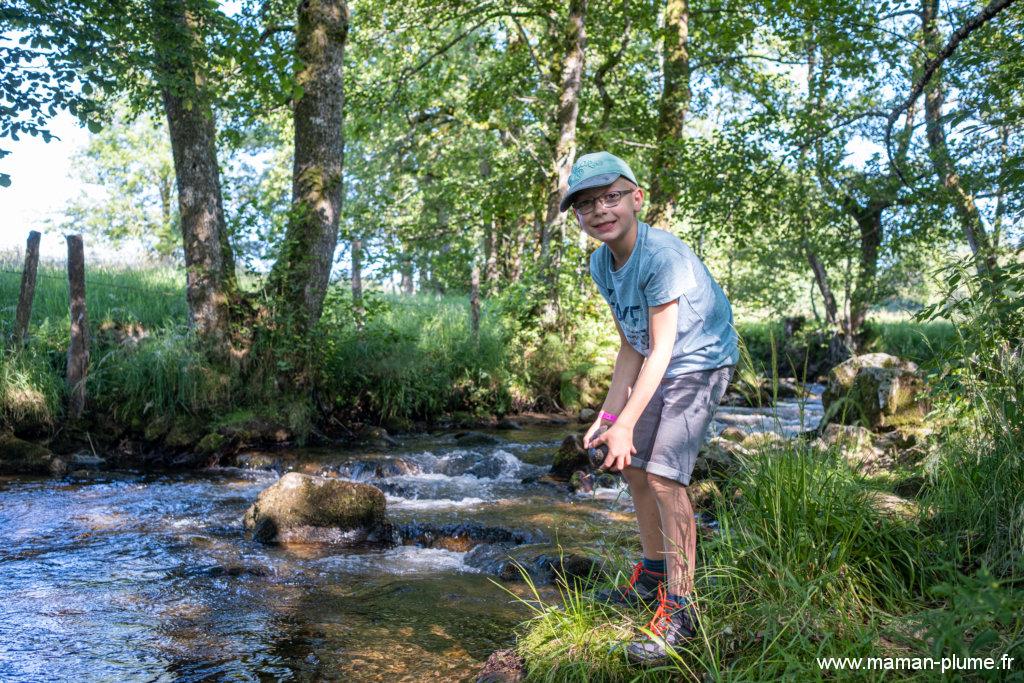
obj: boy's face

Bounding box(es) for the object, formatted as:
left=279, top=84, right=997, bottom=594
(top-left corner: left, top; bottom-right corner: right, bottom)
left=572, top=178, right=644, bottom=244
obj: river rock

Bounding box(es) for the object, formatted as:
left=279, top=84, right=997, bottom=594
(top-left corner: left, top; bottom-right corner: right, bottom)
left=550, top=434, right=588, bottom=478
left=741, top=431, right=787, bottom=451
left=0, top=433, right=66, bottom=476
left=692, top=437, right=749, bottom=480
left=718, top=426, right=747, bottom=444
left=820, top=353, right=929, bottom=430
left=577, top=408, right=596, bottom=423
left=397, top=522, right=542, bottom=552
left=454, top=431, right=500, bottom=446
left=243, top=472, right=390, bottom=545
left=815, top=423, right=885, bottom=473
left=496, top=418, right=523, bottom=430
left=687, top=480, right=722, bottom=511
left=477, top=649, right=526, bottom=683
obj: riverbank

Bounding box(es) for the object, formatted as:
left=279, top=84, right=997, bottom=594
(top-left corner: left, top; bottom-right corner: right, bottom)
left=1, top=260, right=955, bottom=473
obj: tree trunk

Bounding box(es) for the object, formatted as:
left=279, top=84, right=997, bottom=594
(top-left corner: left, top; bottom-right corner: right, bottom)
left=351, top=237, right=363, bottom=327
left=920, top=0, right=995, bottom=273
left=484, top=219, right=499, bottom=289
left=540, top=0, right=587, bottom=311
left=269, top=0, right=349, bottom=333
left=646, top=0, right=690, bottom=227
left=470, top=258, right=481, bottom=341
left=848, top=203, right=884, bottom=342
left=400, top=255, right=415, bottom=295
left=155, top=0, right=234, bottom=349
left=803, top=241, right=838, bottom=326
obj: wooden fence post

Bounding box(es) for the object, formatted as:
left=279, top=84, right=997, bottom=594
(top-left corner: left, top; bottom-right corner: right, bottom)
left=13, top=230, right=41, bottom=346
left=66, top=234, right=89, bottom=419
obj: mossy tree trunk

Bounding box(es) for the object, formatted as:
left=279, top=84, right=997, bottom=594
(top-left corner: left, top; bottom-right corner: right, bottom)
left=920, top=0, right=996, bottom=274
left=646, top=0, right=690, bottom=228
left=154, top=0, right=235, bottom=352
left=269, top=0, right=349, bottom=337
left=539, top=0, right=587, bottom=322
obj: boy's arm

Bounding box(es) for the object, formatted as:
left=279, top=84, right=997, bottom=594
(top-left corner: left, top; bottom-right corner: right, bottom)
left=583, top=320, right=644, bottom=448
left=602, top=319, right=645, bottom=416
left=592, top=300, right=679, bottom=471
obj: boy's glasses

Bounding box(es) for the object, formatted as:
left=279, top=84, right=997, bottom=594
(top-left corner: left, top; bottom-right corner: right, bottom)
left=573, top=189, right=632, bottom=215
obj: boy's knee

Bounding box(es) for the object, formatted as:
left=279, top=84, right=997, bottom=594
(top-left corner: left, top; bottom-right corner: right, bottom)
left=622, top=465, right=648, bottom=488
left=645, top=471, right=683, bottom=496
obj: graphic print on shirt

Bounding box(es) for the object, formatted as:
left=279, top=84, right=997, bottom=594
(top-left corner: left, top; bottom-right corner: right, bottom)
left=603, top=286, right=649, bottom=354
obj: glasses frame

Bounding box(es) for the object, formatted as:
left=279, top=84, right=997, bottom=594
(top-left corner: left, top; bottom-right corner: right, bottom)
left=572, top=189, right=634, bottom=215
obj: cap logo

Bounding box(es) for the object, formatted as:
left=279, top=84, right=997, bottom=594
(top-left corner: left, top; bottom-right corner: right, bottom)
left=569, top=158, right=601, bottom=186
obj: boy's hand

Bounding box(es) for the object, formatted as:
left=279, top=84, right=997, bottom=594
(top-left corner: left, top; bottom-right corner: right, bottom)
left=590, top=424, right=636, bottom=472
left=582, top=418, right=608, bottom=449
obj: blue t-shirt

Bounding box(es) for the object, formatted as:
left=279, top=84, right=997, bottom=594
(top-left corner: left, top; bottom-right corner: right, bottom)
left=590, top=221, right=739, bottom=377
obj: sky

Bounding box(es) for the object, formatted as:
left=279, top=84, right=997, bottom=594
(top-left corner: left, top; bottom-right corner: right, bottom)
left=0, top=112, right=93, bottom=261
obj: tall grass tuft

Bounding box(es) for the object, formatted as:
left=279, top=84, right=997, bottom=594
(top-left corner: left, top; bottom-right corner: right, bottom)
left=320, top=290, right=516, bottom=421
left=916, top=255, right=1024, bottom=577
left=87, top=329, right=231, bottom=423
left=0, top=345, right=64, bottom=431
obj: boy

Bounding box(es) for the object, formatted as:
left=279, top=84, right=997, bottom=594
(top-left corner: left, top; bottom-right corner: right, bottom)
left=561, top=151, right=739, bottom=663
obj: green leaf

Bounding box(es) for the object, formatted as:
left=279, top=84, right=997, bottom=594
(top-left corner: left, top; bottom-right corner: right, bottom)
left=0, top=174, right=11, bottom=187
left=87, top=120, right=102, bottom=134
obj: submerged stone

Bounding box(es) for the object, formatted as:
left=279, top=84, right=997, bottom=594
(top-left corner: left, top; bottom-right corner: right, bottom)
left=243, top=472, right=390, bottom=546
left=454, top=431, right=500, bottom=446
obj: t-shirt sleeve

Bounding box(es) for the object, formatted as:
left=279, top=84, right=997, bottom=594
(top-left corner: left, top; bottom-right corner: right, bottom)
left=589, top=248, right=607, bottom=290
left=642, top=249, right=698, bottom=307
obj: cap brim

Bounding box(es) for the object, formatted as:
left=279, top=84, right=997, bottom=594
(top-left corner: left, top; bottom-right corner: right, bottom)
left=559, top=173, right=622, bottom=212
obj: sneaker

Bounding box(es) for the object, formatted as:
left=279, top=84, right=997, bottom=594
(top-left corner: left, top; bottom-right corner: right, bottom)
left=589, top=561, right=663, bottom=607
left=626, top=586, right=697, bottom=664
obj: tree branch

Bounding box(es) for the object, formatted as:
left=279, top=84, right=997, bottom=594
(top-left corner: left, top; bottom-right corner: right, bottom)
left=594, top=4, right=632, bottom=129
left=885, top=0, right=1020, bottom=181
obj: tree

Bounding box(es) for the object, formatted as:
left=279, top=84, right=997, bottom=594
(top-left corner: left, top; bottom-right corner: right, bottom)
left=62, top=107, right=180, bottom=259
left=153, top=0, right=235, bottom=346
left=266, top=0, right=350, bottom=337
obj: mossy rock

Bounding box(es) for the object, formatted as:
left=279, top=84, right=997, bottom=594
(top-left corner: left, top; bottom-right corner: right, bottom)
left=381, top=415, right=413, bottom=434
left=243, top=472, right=390, bottom=545
left=550, top=434, right=588, bottom=479
left=0, top=432, right=66, bottom=476
left=143, top=416, right=172, bottom=442
left=196, top=432, right=227, bottom=455
left=216, top=409, right=292, bottom=445
left=692, top=437, right=748, bottom=480
left=164, top=416, right=204, bottom=449
left=820, top=353, right=930, bottom=430
left=687, top=479, right=722, bottom=511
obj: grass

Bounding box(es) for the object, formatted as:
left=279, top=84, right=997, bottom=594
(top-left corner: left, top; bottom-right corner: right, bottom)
left=0, top=255, right=188, bottom=342
left=0, top=257, right=966, bottom=437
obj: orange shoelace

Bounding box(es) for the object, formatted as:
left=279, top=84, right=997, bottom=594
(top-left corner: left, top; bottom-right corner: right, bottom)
left=620, top=561, right=664, bottom=595
left=623, top=561, right=644, bottom=592
left=646, top=585, right=682, bottom=637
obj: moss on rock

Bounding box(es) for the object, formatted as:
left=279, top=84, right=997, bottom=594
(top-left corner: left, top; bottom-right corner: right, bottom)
left=243, top=472, right=389, bottom=545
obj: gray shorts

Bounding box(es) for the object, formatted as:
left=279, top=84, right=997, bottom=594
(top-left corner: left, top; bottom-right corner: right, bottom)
left=629, top=365, right=733, bottom=486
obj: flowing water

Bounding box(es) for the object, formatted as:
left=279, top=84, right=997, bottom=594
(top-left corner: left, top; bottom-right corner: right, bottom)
left=0, top=389, right=822, bottom=682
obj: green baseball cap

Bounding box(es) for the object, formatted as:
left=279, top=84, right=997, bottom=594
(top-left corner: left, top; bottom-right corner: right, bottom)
left=560, top=151, right=639, bottom=212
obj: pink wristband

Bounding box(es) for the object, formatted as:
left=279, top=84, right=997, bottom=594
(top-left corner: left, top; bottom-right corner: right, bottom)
left=600, top=411, right=617, bottom=423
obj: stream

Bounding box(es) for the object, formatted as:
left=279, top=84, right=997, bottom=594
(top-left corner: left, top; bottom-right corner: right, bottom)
left=0, top=389, right=822, bottom=682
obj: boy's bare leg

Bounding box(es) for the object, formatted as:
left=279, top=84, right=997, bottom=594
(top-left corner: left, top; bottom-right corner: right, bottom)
left=646, top=472, right=697, bottom=596
left=621, top=466, right=666, bottom=561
